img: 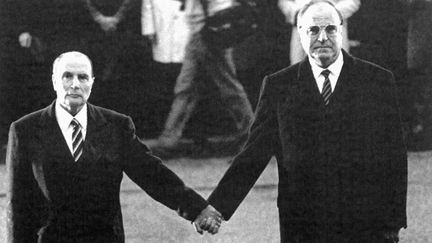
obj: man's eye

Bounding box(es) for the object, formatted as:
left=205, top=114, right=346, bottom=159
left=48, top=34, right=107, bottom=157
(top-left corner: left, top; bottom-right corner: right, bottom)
left=63, top=73, right=73, bottom=79
left=325, top=25, right=337, bottom=34
left=78, top=75, right=89, bottom=81
left=308, top=26, right=321, bottom=35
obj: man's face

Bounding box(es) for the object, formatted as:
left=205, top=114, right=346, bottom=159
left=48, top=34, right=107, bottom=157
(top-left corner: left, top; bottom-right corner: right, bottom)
left=52, top=55, right=94, bottom=114
left=298, top=3, right=343, bottom=68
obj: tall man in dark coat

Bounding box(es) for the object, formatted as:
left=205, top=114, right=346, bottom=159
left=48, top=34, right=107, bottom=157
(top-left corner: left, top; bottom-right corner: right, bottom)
left=6, top=51, right=221, bottom=242
left=199, top=1, right=408, bottom=242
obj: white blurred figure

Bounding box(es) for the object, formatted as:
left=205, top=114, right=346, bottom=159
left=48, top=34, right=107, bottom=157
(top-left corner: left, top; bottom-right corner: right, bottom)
left=142, top=0, right=190, bottom=63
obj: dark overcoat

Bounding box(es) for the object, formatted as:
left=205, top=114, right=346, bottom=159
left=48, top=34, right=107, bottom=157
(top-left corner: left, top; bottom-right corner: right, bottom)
left=6, top=102, right=207, bottom=242
left=208, top=51, right=407, bottom=242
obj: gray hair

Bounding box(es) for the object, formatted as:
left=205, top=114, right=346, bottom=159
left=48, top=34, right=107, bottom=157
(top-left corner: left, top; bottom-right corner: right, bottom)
left=296, top=0, right=344, bottom=27
left=52, top=51, right=94, bottom=76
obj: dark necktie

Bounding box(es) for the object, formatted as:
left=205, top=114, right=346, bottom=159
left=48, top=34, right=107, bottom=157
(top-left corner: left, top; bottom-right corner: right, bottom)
left=321, top=69, right=332, bottom=105
left=71, top=118, right=83, bottom=161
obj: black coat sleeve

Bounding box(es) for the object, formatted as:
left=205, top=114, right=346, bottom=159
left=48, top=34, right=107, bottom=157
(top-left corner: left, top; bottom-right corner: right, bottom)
left=374, top=71, right=408, bottom=230
left=121, top=117, right=208, bottom=221
left=207, top=76, right=281, bottom=220
left=6, top=122, right=39, bottom=243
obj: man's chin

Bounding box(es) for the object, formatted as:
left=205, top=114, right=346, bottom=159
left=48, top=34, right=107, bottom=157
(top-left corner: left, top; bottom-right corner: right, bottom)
left=64, top=98, right=85, bottom=110
left=312, top=53, right=336, bottom=67
left=313, top=49, right=332, bottom=57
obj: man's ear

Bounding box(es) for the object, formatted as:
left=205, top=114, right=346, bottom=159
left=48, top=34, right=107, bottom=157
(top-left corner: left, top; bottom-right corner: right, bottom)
left=52, top=74, right=57, bottom=91
left=89, top=77, right=95, bottom=93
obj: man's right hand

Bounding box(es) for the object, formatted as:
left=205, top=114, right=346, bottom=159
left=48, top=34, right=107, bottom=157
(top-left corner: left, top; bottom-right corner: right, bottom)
left=18, top=32, right=32, bottom=48
left=193, top=205, right=223, bottom=235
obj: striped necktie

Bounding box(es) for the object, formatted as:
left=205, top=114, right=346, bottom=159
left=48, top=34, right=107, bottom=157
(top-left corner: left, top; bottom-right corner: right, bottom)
left=321, top=69, right=332, bottom=105
left=71, top=118, right=84, bottom=161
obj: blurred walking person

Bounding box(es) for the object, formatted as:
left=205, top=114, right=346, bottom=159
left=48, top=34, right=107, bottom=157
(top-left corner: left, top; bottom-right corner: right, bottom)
left=147, top=0, right=254, bottom=156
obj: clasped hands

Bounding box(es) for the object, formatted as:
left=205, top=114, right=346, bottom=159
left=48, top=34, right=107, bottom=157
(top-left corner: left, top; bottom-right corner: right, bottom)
left=193, top=205, right=223, bottom=235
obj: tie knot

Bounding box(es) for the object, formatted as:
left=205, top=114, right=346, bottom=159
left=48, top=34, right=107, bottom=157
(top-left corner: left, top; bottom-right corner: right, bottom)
left=70, top=118, right=80, bottom=128
left=321, top=69, right=330, bottom=78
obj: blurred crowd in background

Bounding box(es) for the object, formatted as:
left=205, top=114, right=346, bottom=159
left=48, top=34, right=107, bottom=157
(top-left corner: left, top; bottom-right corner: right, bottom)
left=0, top=0, right=431, bottom=157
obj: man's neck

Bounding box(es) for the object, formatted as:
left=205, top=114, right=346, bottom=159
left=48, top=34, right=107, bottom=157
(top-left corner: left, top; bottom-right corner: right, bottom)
left=60, top=103, right=83, bottom=117
left=310, top=51, right=342, bottom=69
left=309, top=51, right=343, bottom=71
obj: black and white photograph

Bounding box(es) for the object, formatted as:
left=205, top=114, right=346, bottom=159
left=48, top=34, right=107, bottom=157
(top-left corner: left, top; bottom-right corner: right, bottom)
left=0, top=0, right=431, bottom=242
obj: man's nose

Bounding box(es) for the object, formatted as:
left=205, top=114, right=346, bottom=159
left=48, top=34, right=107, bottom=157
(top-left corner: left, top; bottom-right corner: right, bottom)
left=71, top=76, right=80, bottom=88
left=317, top=29, right=328, bottom=42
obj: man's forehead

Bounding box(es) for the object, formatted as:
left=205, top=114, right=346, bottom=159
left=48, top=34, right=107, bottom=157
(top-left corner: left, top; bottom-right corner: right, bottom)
left=56, top=57, right=92, bottom=72
left=59, top=56, right=91, bottom=67
left=63, top=61, right=91, bottom=69
left=303, top=16, right=339, bottom=26
left=300, top=3, right=340, bottom=26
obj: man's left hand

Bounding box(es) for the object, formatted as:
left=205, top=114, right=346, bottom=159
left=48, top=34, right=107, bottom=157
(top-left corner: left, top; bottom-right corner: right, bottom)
left=193, top=205, right=223, bottom=235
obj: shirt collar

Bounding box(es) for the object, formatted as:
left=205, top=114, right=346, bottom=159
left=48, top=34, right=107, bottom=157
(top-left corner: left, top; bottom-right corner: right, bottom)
left=308, top=50, right=344, bottom=80
left=55, top=101, right=88, bottom=130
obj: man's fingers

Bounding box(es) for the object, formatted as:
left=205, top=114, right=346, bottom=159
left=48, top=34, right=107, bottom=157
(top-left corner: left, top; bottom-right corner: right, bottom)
left=195, top=217, right=221, bottom=235
left=193, top=221, right=203, bottom=235
left=211, top=213, right=222, bottom=223
left=200, top=218, right=211, bottom=231
left=206, top=218, right=215, bottom=233
left=209, top=218, right=218, bottom=234
left=210, top=209, right=221, bottom=217
left=194, top=206, right=223, bottom=235
left=213, top=225, right=219, bottom=234
left=206, top=218, right=220, bottom=234
left=215, top=215, right=222, bottom=224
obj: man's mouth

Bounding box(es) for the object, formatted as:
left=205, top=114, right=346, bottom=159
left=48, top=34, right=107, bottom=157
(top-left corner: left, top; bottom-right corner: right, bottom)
left=68, top=94, right=81, bottom=98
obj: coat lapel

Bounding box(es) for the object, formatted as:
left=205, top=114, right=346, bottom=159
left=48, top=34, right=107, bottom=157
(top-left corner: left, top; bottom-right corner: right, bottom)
left=78, top=103, right=110, bottom=164
left=328, top=51, right=359, bottom=107
left=276, top=60, right=325, bottom=173
left=37, top=102, right=75, bottom=163
left=294, top=58, right=326, bottom=113
left=33, top=102, right=72, bottom=201
left=277, top=52, right=360, bottom=172
left=298, top=58, right=327, bottom=107
left=294, top=50, right=359, bottom=107
left=31, top=102, right=116, bottom=202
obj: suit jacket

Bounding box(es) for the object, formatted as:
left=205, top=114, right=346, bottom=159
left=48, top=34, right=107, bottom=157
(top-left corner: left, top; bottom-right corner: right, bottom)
left=6, top=102, right=207, bottom=242
left=208, top=51, right=407, bottom=236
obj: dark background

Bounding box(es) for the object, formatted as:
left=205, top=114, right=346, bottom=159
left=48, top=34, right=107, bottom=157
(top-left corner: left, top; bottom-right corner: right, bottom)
left=1, top=0, right=431, bottom=153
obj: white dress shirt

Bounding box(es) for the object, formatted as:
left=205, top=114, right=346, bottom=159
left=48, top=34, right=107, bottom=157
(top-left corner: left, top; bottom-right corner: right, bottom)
left=55, top=102, right=88, bottom=155
left=309, top=51, right=344, bottom=94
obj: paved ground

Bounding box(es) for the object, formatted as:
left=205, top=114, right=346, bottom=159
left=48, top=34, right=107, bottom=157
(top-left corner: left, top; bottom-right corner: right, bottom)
left=1, top=152, right=432, bottom=242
